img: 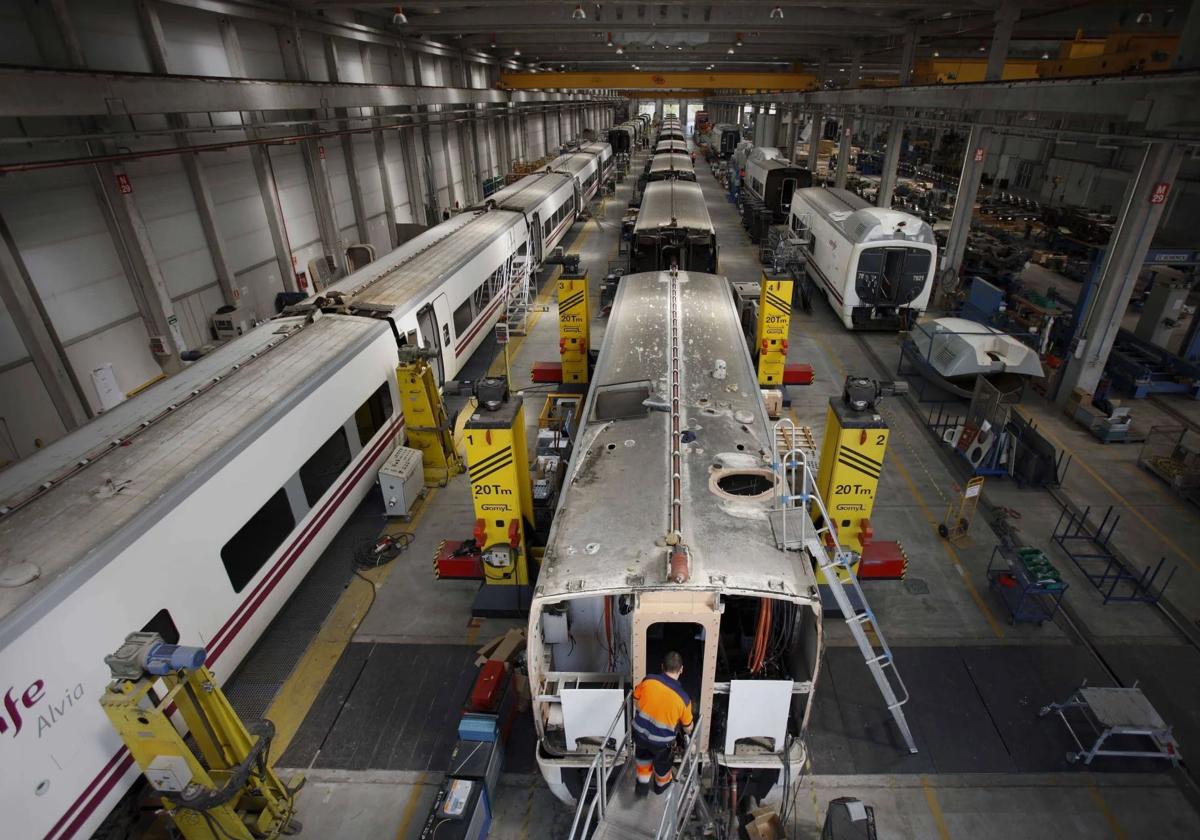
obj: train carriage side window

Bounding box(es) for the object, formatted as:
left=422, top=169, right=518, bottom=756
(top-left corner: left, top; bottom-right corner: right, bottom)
left=141, top=608, right=180, bottom=644
left=221, top=488, right=295, bottom=593
left=453, top=298, right=474, bottom=335
left=300, top=426, right=352, bottom=506
left=544, top=219, right=552, bottom=240
left=355, top=381, right=394, bottom=446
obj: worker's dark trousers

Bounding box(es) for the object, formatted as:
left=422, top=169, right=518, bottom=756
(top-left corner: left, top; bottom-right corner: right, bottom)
left=634, top=734, right=674, bottom=794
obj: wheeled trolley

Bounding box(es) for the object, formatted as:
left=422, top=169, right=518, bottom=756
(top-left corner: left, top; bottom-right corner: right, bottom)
left=1038, top=683, right=1181, bottom=766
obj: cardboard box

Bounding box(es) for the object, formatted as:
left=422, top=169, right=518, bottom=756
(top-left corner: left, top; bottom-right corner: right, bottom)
left=745, top=807, right=787, bottom=840
left=763, top=389, right=783, bottom=419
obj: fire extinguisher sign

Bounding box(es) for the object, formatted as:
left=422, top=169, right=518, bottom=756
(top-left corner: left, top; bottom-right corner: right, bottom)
left=1150, top=182, right=1170, bottom=205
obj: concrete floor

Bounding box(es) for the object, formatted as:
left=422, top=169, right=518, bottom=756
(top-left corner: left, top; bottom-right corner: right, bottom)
left=254, top=145, right=1200, bottom=839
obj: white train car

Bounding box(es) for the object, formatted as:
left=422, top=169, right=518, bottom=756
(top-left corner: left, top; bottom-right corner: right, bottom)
left=607, top=123, right=635, bottom=155
left=712, top=124, right=741, bottom=158
left=744, top=147, right=812, bottom=221
left=318, top=207, right=532, bottom=383
left=527, top=269, right=823, bottom=805
left=789, top=187, right=937, bottom=330
left=550, top=150, right=604, bottom=206
left=0, top=314, right=403, bottom=840
left=580, top=141, right=615, bottom=185
left=630, top=179, right=717, bottom=274
left=482, top=171, right=577, bottom=265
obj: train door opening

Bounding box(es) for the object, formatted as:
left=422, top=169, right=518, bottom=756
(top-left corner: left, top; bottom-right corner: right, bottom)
left=780, top=177, right=797, bottom=214
left=645, top=622, right=704, bottom=713
left=882, top=247, right=906, bottom=301
left=530, top=213, right=544, bottom=265
left=416, top=303, right=445, bottom=386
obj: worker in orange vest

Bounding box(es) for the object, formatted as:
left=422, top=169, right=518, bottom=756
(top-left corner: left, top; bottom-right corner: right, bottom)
left=632, top=651, right=694, bottom=797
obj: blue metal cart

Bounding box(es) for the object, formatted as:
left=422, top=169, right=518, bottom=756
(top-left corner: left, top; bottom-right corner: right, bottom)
left=986, top=544, right=1068, bottom=626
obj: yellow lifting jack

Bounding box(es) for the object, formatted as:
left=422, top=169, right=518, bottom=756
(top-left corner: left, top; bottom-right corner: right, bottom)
left=396, top=346, right=463, bottom=485
left=812, top=377, right=910, bottom=603
left=459, top=375, right=537, bottom=616
left=557, top=270, right=591, bottom=385
left=755, top=273, right=793, bottom=387
left=531, top=269, right=592, bottom=387
left=100, top=632, right=302, bottom=840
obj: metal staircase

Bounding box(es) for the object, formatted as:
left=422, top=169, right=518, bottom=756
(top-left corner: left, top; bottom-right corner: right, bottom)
left=568, top=695, right=711, bottom=840
left=505, top=254, right=533, bottom=335
left=772, top=418, right=919, bottom=755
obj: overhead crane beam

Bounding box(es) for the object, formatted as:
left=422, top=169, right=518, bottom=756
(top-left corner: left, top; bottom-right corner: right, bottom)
left=500, top=71, right=819, bottom=92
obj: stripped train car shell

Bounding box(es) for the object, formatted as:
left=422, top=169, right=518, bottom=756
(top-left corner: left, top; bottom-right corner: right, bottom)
left=655, top=139, right=690, bottom=156
left=631, top=179, right=718, bottom=273
left=789, top=187, right=937, bottom=330
left=744, top=149, right=812, bottom=221
left=0, top=315, right=402, bottom=840
left=527, top=270, right=823, bottom=804
left=645, top=153, right=696, bottom=183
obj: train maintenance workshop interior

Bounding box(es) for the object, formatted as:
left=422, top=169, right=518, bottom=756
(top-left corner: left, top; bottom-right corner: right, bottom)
left=2, top=1, right=1200, bottom=839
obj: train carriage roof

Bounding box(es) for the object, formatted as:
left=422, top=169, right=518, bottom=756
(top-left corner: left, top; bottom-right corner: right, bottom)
left=0, top=314, right=389, bottom=630
left=794, top=188, right=935, bottom=246
left=323, top=209, right=526, bottom=311
left=633, top=179, right=712, bottom=234
left=647, top=153, right=695, bottom=177
left=534, top=270, right=817, bottom=602
left=482, top=170, right=573, bottom=213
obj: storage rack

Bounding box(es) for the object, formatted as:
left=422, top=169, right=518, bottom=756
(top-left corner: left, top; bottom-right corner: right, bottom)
left=986, top=544, right=1068, bottom=626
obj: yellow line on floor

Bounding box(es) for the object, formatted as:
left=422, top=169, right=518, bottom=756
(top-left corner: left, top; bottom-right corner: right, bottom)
left=892, top=454, right=1006, bottom=639
left=920, top=777, right=952, bottom=840
left=394, top=771, right=429, bottom=840
left=1087, top=782, right=1129, bottom=840
left=1016, top=408, right=1198, bottom=574
left=264, top=487, right=440, bottom=759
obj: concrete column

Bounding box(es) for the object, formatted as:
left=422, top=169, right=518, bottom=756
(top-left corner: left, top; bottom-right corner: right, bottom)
left=359, top=43, right=398, bottom=249
left=899, top=27, right=918, bottom=86
left=1173, top=1, right=1200, bottom=69
left=940, top=124, right=989, bottom=275
left=439, top=109, right=458, bottom=208
left=986, top=2, right=1019, bottom=81
left=940, top=4, right=1017, bottom=275
left=325, top=37, right=371, bottom=247
left=278, top=25, right=345, bottom=272
left=878, top=120, right=904, bottom=208
left=136, top=0, right=238, bottom=306
left=1056, top=143, right=1185, bottom=402
left=0, top=213, right=92, bottom=428
left=808, top=52, right=830, bottom=177
left=216, top=17, right=292, bottom=289
left=542, top=109, right=551, bottom=156
left=879, top=28, right=918, bottom=207
left=834, top=118, right=853, bottom=189
left=96, top=162, right=187, bottom=370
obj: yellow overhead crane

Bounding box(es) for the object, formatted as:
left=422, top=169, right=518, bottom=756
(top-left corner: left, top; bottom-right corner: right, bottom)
left=499, top=70, right=819, bottom=92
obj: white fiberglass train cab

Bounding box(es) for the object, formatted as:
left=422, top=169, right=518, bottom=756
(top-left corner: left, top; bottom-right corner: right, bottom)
left=527, top=270, right=823, bottom=805
left=0, top=314, right=401, bottom=840
left=789, top=187, right=937, bottom=330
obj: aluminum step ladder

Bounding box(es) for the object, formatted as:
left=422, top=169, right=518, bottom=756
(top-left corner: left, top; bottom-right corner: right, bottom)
left=505, top=255, right=533, bottom=335
left=772, top=418, right=919, bottom=755
left=569, top=698, right=711, bottom=840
